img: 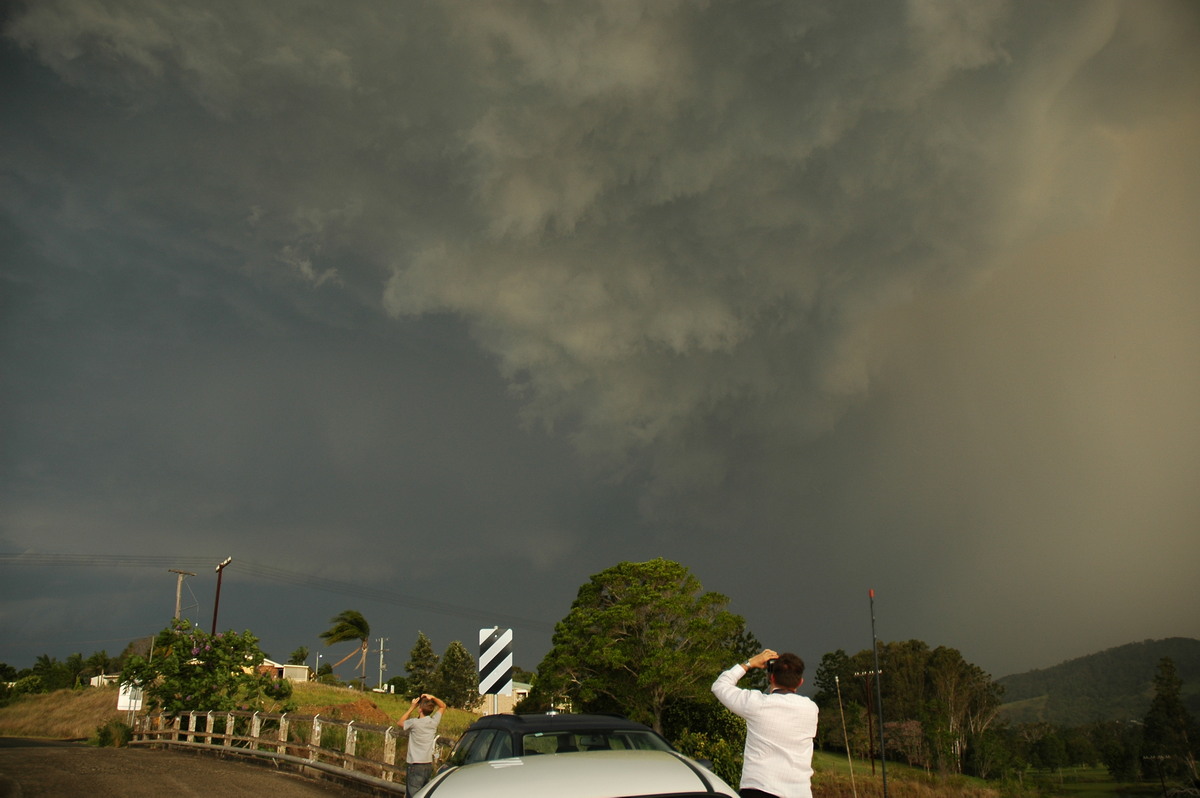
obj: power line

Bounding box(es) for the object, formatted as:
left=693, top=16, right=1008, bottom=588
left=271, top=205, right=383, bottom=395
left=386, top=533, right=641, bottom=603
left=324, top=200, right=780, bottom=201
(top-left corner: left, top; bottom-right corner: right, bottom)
left=0, top=552, right=554, bottom=633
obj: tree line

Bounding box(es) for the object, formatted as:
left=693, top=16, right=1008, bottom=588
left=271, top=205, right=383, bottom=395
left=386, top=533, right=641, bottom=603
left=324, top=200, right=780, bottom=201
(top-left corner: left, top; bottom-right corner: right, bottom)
left=0, top=650, right=126, bottom=698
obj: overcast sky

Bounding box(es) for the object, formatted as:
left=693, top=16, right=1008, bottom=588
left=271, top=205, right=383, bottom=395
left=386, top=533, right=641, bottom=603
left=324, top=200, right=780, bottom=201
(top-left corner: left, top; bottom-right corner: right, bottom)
left=2, top=1, right=1198, bottom=685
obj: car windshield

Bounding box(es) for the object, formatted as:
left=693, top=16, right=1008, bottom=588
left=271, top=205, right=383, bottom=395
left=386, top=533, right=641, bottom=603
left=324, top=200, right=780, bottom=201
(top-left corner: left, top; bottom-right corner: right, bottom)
left=520, top=729, right=675, bottom=755
left=446, top=729, right=515, bottom=767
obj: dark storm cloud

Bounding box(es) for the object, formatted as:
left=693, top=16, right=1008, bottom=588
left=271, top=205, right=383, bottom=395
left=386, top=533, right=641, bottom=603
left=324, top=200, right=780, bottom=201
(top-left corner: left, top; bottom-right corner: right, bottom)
left=2, top=1, right=1197, bottom=678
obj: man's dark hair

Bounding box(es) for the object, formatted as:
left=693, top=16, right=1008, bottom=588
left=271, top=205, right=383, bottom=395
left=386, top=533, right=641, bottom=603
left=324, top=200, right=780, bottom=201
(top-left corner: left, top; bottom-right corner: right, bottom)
left=771, top=653, right=805, bottom=689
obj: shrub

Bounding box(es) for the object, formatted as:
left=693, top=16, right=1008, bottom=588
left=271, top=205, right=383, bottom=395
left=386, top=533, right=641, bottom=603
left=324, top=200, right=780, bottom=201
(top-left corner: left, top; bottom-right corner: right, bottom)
left=92, top=719, right=132, bottom=747
left=675, top=729, right=744, bottom=787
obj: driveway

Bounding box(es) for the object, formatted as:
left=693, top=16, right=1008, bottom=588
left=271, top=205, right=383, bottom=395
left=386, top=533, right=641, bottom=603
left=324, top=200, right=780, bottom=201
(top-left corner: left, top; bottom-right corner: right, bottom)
left=0, top=737, right=396, bottom=797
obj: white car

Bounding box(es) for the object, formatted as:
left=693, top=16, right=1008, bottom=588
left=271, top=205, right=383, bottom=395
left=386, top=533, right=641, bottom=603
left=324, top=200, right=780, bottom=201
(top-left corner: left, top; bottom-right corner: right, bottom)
left=412, top=748, right=738, bottom=798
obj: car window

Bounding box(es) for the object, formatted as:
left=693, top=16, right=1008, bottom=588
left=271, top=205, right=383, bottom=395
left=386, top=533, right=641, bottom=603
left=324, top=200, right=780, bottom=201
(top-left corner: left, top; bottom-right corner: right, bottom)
left=447, top=729, right=501, bottom=766
left=522, top=732, right=575, bottom=754
left=612, top=731, right=676, bottom=752
left=518, top=729, right=675, bottom=755
left=445, top=730, right=479, bottom=767
left=486, top=729, right=513, bottom=759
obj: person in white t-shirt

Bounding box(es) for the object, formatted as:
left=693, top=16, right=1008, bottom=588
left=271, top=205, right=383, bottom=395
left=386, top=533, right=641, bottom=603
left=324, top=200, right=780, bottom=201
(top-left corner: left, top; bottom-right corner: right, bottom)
left=401, top=692, right=446, bottom=797
left=712, top=649, right=819, bottom=798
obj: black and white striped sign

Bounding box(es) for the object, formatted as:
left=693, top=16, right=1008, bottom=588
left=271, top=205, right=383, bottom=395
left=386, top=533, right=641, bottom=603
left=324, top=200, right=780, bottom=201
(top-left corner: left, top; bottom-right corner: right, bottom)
left=478, top=627, right=513, bottom=696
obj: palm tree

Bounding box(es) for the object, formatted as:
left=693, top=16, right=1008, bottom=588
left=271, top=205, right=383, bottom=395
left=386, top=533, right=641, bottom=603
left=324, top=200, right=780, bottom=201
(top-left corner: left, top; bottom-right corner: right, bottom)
left=320, top=610, right=371, bottom=688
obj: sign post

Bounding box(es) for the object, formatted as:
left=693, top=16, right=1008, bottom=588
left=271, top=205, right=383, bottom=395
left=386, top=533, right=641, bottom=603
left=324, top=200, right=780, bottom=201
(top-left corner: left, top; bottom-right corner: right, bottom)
left=478, top=627, right=513, bottom=714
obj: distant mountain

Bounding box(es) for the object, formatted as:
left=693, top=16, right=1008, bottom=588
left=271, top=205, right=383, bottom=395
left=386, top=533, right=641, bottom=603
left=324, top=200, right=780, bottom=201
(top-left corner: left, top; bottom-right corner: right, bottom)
left=996, top=638, right=1200, bottom=727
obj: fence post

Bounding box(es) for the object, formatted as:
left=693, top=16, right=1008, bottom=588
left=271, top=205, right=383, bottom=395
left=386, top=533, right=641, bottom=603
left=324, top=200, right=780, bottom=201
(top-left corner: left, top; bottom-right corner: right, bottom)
left=205, top=711, right=215, bottom=744
left=278, top=713, right=289, bottom=754
left=250, top=711, right=262, bottom=751
left=225, top=712, right=235, bottom=747
left=310, top=714, right=321, bottom=762
left=345, top=720, right=357, bottom=771
left=384, top=726, right=398, bottom=782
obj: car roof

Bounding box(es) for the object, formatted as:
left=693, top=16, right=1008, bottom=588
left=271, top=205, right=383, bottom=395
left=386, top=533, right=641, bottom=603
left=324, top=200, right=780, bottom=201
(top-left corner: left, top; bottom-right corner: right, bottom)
left=416, top=749, right=737, bottom=798
left=465, top=712, right=661, bottom=734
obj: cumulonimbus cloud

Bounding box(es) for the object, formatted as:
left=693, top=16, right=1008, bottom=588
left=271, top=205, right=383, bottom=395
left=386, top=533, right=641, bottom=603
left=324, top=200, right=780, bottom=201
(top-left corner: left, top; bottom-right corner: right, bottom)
left=6, top=0, right=1196, bottom=503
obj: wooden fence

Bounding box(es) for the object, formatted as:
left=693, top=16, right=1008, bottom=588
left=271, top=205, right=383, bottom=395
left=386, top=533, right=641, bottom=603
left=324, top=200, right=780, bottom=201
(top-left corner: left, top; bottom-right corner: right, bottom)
left=131, top=710, right=450, bottom=794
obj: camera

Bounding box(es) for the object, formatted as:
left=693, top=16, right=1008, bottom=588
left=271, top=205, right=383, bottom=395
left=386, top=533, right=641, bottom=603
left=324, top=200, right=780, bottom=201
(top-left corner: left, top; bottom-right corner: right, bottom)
left=766, top=658, right=778, bottom=674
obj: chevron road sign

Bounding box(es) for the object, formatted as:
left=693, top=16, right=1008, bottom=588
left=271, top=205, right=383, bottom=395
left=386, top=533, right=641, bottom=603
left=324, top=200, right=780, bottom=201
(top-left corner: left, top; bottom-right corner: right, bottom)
left=478, top=627, right=513, bottom=696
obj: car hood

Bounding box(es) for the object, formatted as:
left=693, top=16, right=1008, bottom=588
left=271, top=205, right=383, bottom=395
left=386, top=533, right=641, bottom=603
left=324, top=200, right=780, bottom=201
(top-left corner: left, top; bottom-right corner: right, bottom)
left=416, top=749, right=737, bottom=798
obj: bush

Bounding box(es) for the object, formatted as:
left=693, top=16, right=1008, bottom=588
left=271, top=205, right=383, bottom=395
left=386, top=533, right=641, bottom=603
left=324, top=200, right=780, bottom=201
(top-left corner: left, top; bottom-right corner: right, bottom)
left=675, top=730, right=744, bottom=787
left=92, top=719, right=132, bottom=747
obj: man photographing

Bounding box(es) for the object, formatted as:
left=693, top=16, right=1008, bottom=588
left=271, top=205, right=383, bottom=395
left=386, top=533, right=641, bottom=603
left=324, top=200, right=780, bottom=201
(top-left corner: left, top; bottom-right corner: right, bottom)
left=712, top=649, right=819, bottom=798
left=400, top=692, right=446, bottom=797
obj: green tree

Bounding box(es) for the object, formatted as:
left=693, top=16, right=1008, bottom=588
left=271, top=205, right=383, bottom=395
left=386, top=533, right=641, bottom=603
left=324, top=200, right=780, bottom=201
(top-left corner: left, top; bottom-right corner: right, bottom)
left=64, top=653, right=85, bottom=688
left=437, top=640, right=484, bottom=711
left=1032, top=728, right=1067, bottom=772
left=32, top=654, right=70, bottom=692
left=1143, top=656, right=1198, bottom=783
left=319, top=610, right=370, bottom=689
left=813, top=650, right=870, bottom=756
left=405, top=632, right=439, bottom=698
left=121, top=618, right=292, bottom=714
left=84, top=650, right=115, bottom=681
left=288, top=646, right=309, bottom=666
left=830, top=640, right=1001, bottom=776
left=532, top=558, right=751, bottom=734
left=1091, top=719, right=1143, bottom=781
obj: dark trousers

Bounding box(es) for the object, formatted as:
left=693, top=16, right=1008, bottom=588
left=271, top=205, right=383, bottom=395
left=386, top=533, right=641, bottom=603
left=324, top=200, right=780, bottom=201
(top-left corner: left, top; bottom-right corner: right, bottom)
left=406, top=762, right=433, bottom=797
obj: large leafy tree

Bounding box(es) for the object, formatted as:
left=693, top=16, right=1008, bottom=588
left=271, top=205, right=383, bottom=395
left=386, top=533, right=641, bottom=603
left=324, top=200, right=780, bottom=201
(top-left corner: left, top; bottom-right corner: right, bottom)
left=319, top=610, right=371, bottom=688
left=1143, top=656, right=1199, bottom=783
left=437, top=640, right=484, bottom=711
left=405, top=631, right=439, bottom=698
left=121, top=619, right=292, bottom=713
left=532, top=558, right=752, bottom=734
left=817, top=640, right=1001, bottom=776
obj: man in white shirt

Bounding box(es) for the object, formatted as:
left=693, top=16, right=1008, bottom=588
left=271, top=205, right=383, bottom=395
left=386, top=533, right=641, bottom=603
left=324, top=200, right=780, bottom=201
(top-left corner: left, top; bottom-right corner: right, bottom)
left=712, top=649, right=819, bottom=798
left=401, top=692, right=446, bottom=797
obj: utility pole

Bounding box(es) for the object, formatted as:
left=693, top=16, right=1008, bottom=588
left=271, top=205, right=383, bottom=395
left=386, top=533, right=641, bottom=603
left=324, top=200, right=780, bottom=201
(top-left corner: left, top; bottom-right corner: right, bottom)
left=869, top=589, right=889, bottom=798
left=168, top=569, right=195, bottom=620
left=211, top=557, right=232, bottom=635
left=853, top=669, right=878, bottom=773
left=378, top=637, right=388, bottom=690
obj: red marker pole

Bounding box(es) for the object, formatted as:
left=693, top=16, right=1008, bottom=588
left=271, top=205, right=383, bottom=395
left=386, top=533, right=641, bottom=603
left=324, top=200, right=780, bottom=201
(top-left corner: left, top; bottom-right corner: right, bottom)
left=869, top=589, right=889, bottom=798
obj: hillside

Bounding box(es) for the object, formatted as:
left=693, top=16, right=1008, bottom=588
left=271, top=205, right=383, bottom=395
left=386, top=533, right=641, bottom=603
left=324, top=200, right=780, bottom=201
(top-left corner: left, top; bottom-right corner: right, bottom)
left=996, top=637, right=1200, bottom=726
left=0, top=682, right=479, bottom=741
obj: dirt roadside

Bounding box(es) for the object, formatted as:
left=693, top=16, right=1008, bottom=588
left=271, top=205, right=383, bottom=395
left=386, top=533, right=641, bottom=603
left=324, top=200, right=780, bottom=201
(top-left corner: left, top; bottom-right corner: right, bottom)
left=0, top=737, right=402, bottom=798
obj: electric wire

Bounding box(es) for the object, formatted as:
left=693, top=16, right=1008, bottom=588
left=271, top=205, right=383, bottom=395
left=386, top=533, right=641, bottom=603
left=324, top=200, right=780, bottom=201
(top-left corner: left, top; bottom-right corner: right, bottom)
left=0, top=552, right=554, bottom=633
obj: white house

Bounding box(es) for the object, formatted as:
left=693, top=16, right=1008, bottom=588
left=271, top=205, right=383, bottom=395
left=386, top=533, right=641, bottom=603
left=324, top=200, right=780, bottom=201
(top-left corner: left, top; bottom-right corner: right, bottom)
left=257, top=659, right=312, bottom=683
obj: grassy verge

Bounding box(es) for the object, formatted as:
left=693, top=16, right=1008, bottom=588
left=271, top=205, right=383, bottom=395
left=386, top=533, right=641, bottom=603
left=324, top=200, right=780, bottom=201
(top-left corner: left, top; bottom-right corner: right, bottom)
left=0, top=682, right=479, bottom=743
left=0, top=685, right=128, bottom=740
left=812, top=751, right=1003, bottom=798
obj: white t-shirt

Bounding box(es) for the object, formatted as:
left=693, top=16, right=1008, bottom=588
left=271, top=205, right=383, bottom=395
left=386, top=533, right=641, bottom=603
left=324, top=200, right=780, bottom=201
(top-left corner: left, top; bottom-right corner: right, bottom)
left=403, top=711, right=443, bottom=764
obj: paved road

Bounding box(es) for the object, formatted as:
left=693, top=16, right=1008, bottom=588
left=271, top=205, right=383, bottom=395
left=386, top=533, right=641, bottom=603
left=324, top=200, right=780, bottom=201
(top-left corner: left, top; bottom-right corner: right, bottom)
left=0, top=737, right=392, bottom=797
